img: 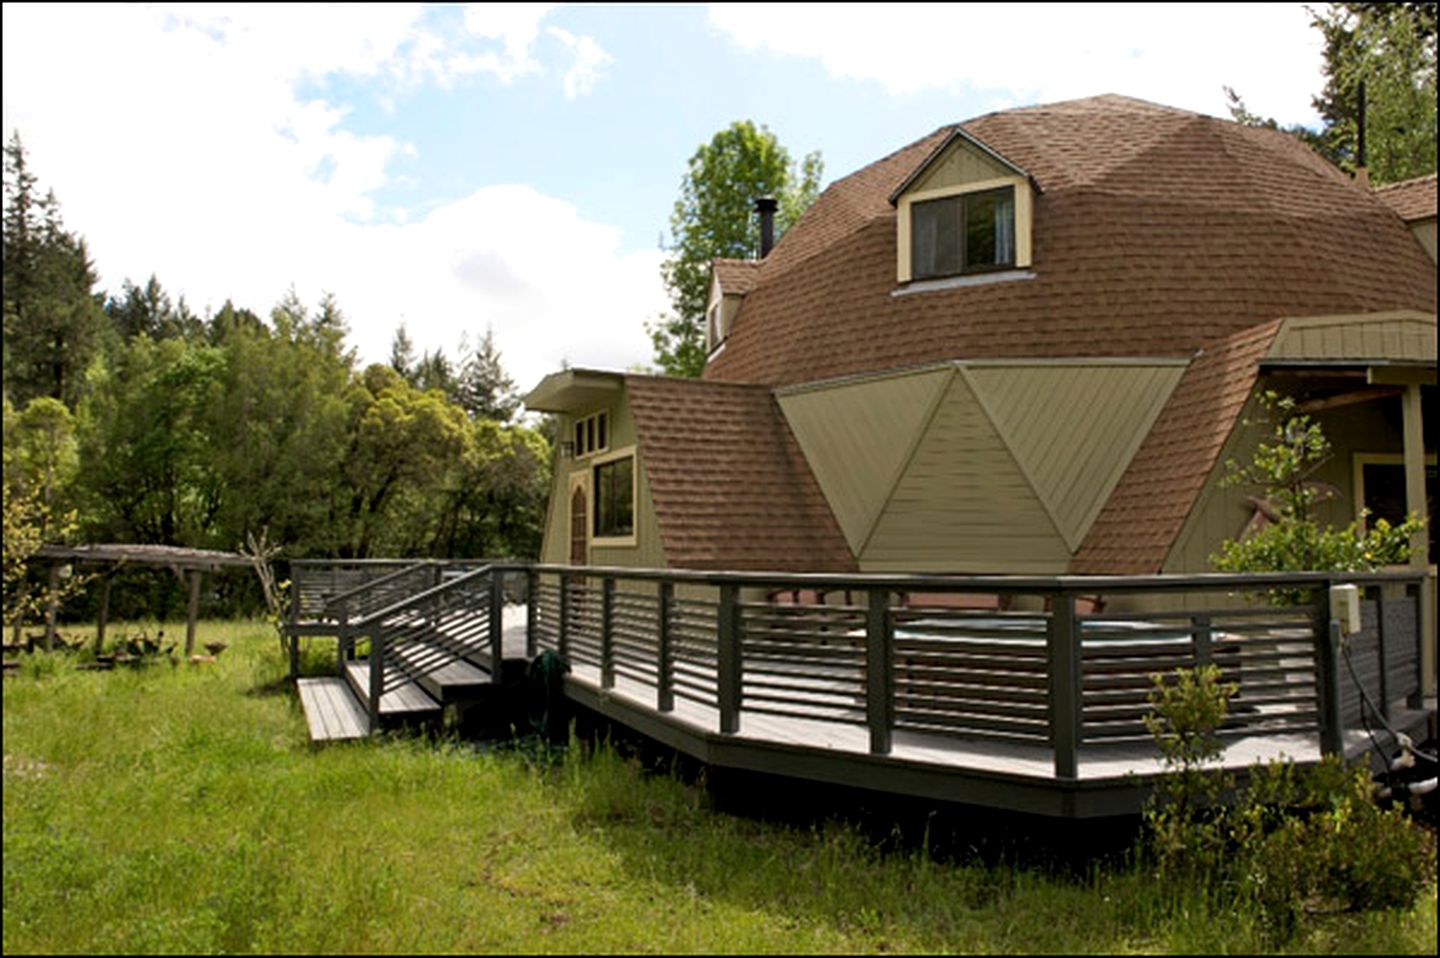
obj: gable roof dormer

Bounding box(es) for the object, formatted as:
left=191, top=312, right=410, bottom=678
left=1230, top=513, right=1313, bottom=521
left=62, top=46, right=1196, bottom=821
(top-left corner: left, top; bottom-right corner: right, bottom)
left=705, top=258, right=762, bottom=355
left=891, top=128, right=1036, bottom=286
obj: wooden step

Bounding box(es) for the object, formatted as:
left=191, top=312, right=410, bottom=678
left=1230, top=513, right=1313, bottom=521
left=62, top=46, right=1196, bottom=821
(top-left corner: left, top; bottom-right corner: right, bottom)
left=391, top=642, right=494, bottom=704
left=343, top=661, right=442, bottom=718
left=297, top=677, right=368, bottom=741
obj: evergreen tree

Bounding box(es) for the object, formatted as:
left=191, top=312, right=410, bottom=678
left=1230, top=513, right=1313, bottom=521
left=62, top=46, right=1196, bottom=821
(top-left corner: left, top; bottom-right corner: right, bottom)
left=1228, top=3, right=1437, bottom=184
left=454, top=327, right=519, bottom=422
left=388, top=322, right=417, bottom=379
left=2, top=131, right=106, bottom=407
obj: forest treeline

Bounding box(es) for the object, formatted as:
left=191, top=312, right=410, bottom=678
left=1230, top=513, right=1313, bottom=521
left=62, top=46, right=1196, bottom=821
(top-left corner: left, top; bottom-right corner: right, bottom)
left=3, top=133, right=551, bottom=618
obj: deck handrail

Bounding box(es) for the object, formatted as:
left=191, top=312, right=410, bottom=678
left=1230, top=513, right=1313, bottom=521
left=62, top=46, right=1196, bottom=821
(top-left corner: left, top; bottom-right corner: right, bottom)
left=323, top=561, right=437, bottom=618
left=352, top=564, right=496, bottom=629
left=524, top=564, right=1428, bottom=779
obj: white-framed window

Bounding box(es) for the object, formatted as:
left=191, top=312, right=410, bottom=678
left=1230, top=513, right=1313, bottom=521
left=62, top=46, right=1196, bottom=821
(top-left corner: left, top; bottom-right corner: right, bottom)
left=1353, top=451, right=1436, bottom=559
left=573, top=410, right=609, bottom=459
left=910, top=186, right=1016, bottom=279
left=589, top=446, right=637, bottom=545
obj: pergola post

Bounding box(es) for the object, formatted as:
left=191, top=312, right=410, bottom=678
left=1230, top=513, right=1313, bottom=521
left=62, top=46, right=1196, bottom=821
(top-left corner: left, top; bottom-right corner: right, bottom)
left=44, top=562, right=59, bottom=653
left=95, top=573, right=112, bottom=654
left=185, top=568, right=202, bottom=657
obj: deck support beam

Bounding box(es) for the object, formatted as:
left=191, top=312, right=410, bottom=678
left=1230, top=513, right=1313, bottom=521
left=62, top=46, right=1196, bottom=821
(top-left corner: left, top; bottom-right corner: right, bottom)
left=95, top=574, right=112, bottom=654
left=185, top=569, right=202, bottom=656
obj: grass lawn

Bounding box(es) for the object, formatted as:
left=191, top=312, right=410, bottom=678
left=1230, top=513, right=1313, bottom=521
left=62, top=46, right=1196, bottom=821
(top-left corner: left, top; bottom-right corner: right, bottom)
left=4, top=619, right=1436, bottom=954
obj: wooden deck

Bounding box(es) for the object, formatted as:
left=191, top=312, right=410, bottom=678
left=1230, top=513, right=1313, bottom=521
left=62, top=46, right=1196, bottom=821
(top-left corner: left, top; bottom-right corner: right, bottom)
left=285, top=561, right=1432, bottom=817
left=559, top=659, right=1342, bottom=817
left=297, top=678, right=369, bottom=741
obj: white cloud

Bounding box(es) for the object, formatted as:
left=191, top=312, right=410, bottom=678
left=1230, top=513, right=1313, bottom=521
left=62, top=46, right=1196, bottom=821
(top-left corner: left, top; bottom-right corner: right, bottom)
left=548, top=26, right=615, bottom=99
left=0, top=4, right=654, bottom=391
left=709, top=2, right=1326, bottom=128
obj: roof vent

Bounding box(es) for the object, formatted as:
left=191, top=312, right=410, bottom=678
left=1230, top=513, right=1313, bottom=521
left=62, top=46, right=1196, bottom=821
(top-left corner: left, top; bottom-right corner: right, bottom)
left=754, top=196, right=778, bottom=258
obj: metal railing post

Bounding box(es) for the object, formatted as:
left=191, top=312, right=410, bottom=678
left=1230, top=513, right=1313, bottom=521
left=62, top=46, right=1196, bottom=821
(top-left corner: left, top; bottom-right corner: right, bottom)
left=1373, top=585, right=1391, bottom=722
left=866, top=588, right=894, bottom=755
left=1316, top=581, right=1343, bottom=756
left=600, top=577, right=616, bottom=689
left=489, top=571, right=505, bottom=683
left=1193, top=613, right=1212, bottom=667
left=337, top=609, right=350, bottom=678
left=717, top=583, right=741, bottom=734
left=368, top=622, right=384, bottom=735
left=525, top=568, right=538, bottom=659
left=558, top=573, right=572, bottom=660
left=657, top=580, right=674, bottom=712
left=1048, top=592, right=1080, bottom=779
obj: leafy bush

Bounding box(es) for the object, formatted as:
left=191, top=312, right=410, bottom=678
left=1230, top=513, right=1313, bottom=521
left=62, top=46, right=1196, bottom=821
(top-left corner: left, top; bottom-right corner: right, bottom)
left=1209, top=391, right=1423, bottom=602
left=1143, top=666, right=1436, bottom=939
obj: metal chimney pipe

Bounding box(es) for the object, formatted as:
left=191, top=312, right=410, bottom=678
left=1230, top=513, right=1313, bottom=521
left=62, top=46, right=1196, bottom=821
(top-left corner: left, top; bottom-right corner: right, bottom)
left=754, top=196, right=778, bottom=258
left=1356, top=80, right=1369, bottom=187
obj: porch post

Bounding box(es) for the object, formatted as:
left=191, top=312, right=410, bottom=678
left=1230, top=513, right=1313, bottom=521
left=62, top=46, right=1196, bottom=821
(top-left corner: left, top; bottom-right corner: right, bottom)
left=95, top=573, right=112, bottom=654
left=44, top=562, right=59, bottom=652
left=1400, top=383, right=1433, bottom=696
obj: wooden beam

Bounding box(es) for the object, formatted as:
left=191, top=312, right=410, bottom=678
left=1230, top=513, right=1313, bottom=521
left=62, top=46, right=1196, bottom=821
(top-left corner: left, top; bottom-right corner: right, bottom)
left=44, top=563, right=59, bottom=653
left=185, top=569, right=201, bottom=656
left=1296, top=385, right=1401, bottom=413
left=95, top=574, right=112, bottom=654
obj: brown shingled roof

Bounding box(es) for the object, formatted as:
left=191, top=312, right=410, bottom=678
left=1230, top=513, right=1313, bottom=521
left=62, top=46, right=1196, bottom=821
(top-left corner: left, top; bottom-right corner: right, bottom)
left=711, top=258, right=762, bottom=295
left=1374, top=173, right=1438, bottom=222
left=1071, top=320, right=1282, bottom=574
left=705, top=95, right=1436, bottom=389
left=625, top=375, right=856, bottom=572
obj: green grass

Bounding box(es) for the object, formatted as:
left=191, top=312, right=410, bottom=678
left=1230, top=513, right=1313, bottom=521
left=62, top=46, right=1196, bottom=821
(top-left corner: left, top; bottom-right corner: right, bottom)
left=4, top=621, right=1435, bottom=954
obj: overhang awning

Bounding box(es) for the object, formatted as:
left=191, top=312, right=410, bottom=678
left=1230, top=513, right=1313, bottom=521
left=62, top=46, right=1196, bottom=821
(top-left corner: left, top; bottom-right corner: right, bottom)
left=523, top=369, right=624, bottom=413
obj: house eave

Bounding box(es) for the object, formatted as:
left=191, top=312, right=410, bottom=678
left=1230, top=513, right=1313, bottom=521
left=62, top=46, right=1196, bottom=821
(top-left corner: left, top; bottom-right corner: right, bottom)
left=523, top=369, right=625, bottom=413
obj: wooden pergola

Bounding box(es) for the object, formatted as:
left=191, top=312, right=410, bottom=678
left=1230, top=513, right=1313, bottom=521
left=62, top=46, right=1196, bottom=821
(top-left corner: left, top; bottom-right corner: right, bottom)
left=29, top=544, right=258, bottom=656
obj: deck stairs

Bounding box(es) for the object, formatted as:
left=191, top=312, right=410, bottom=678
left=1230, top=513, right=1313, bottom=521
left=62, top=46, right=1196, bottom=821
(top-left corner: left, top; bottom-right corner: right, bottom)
left=295, top=564, right=529, bottom=742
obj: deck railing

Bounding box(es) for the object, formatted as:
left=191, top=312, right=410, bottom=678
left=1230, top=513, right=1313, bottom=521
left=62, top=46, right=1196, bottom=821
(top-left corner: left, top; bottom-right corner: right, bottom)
left=289, top=560, right=1428, bottom=769
left=350, top=565, right=521, bottom=731
left=521, top=565, right=1427, bottom=779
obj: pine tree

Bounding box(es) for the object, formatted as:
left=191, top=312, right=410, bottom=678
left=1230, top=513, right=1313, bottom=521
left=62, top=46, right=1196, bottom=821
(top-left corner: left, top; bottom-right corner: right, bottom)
left=454, top=327, right=519, bottom=422
left=2, top=131, right=106, bottom=408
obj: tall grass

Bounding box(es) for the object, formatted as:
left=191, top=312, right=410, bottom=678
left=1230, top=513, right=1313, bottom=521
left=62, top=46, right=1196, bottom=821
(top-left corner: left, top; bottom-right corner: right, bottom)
left=4, top=621, right=1435, bottom=954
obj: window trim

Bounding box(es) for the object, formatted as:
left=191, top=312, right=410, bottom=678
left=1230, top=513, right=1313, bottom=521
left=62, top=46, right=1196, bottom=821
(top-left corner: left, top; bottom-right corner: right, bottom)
left=1352, top=451, right=1436, bottom=534
left=589, top=445, right=638, bottom=547
left=895, top=175, right=1032, bottom=285
left=573, top=410, right=610, bottom=459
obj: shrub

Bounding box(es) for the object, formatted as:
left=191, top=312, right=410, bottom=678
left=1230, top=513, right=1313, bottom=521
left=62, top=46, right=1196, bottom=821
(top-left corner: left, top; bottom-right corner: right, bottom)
left=1143, top=666, right=1436, bottom=939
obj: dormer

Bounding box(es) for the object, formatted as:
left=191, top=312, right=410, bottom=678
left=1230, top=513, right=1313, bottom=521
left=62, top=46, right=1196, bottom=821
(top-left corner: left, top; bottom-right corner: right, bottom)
left=704, top=258, right=762, bottom=355
left=1374, top=173, right=1437, bottom=264
left=890, top=128, right=1036, bottom=288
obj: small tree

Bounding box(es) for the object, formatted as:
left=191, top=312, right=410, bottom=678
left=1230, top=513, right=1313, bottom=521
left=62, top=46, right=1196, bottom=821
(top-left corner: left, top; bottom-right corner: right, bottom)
left=1210, top=391, right=1422, bottom=591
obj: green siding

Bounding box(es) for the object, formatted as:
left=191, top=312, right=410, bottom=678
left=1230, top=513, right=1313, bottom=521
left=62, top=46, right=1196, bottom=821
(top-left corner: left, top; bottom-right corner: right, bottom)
left=1162, top=390, right=1404, bottom=575
left=778, top=368, right=951, bottom=553
left=967, top=363, right=1185, bottom=550
left=1268, top=312, right=1436, bottom=363
left=862, top=374, right=1071, bottom=573
left=539, top=389, right=669, bottom=570
left=909, top=140, right=1013, bottom=194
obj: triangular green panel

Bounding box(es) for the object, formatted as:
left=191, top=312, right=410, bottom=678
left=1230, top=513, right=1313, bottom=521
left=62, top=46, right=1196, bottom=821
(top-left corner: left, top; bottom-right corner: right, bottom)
left=965, top=363, right=1185, bottom=551
left=863, top=373, right=1070, bottom=572
left=778, top=369, right=950, bottom=553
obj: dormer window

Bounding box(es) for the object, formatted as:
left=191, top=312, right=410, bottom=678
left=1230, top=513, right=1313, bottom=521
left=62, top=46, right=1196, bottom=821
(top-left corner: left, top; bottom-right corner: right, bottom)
left=891, top=129, right=1034, bottom=288
left=911, top=187, right=1016, bottom=279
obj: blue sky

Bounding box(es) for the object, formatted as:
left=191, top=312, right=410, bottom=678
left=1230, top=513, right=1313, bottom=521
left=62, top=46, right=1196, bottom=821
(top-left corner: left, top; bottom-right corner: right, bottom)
left=2, top=3, right=1328, bottom=389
